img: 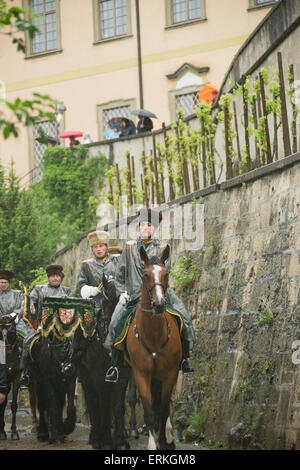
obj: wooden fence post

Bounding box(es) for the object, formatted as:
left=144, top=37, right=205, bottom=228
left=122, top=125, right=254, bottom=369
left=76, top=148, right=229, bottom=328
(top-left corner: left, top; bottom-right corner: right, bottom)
left=277, top=52, right=291, bottom=157
left=162, top=122, right=175, bottom=201
left=259, top=72, right=272, bottom=164
left=126, top=152, right=133, bottom=206
left=224, top=105, right=233, bottom=180
left=201, top=117, right=207, bottom=186
left=152, top=133, right=161, bottom=204
left=288, top=63, right=298, bottom=154
left=233, top=101, right=242, bottom=168
left=242, top=84, right=252, bottom=172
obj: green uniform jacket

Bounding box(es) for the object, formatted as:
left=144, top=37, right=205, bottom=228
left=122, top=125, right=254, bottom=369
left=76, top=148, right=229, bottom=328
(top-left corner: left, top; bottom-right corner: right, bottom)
left=113, top=237, right=195, bottom=347
left=0, top=288, right=29, bottom=337
left=76, top=254, right=119, bottom=310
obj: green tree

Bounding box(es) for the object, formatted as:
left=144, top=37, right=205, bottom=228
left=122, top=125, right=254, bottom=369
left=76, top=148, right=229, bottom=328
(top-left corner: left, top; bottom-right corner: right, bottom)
left=7, top=189, right=49, bottom=285
left=37, top=145, right=109, bottom=245
left=0, top=160, right=21, bottom=267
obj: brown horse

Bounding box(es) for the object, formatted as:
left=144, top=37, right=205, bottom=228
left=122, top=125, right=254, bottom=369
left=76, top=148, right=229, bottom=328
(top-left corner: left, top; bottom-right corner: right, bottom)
left=126, top=244, right=182, bottom=450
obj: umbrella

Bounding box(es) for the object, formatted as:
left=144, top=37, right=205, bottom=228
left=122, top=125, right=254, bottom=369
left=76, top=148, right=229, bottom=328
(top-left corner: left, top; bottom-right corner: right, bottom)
left=108, top=117, right=135, bottom=128
left=59, top=130, right=83, bottom=138
left=131, top=109, right=157, bottom=119
left=198, top=84, right=219, bottom=103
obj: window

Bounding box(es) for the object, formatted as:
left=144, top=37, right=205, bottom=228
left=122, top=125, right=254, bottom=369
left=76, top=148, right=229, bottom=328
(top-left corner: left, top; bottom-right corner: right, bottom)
left=30, top=0, right=57, bottom=54
left=94, top=0, right=131, bottom=42
left=248, top=0, right=278, bottom=9
left=165, top=0, right=206, bottom=27
left=32, top=120, right=58, bottom=181
left=103, top=104, right=132, bottom=129
left=175, top=91, right=200, bottom=116
left=173, top=0, right=201, bottom=23
left=24, top=0, right=61, bottom=57
left=96, top=98, right=136, bottom=139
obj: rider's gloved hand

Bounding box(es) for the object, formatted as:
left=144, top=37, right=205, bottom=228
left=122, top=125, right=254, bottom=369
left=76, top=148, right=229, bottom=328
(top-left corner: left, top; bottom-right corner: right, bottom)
left=119, top=292, right=130, bottom=305
left=80, top=285, right=100, bottom=299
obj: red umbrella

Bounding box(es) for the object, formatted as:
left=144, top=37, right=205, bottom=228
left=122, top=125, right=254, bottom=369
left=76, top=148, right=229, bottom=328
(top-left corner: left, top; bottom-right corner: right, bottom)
left=59, top=130, right=83, bottom=138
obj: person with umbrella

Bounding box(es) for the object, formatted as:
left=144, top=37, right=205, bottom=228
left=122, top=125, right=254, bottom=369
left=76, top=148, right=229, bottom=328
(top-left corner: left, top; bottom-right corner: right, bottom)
left=131, top=109, right=157, bottom=134
left=59, top=130, right=83, bottom=147
left=119, top=118, right=136, bottom=137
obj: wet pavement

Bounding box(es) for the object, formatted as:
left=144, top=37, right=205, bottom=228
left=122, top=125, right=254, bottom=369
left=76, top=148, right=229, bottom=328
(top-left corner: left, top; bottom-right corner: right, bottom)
left=0, top=406, right=207, bottom=452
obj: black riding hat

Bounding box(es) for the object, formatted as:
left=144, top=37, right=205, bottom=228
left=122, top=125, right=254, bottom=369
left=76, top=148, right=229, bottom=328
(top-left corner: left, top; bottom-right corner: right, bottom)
left=0, top=269, right=15, bottom=281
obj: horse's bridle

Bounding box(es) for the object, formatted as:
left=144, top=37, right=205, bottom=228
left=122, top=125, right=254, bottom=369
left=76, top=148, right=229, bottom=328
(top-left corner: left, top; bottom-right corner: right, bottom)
left=140, top=272, right=168, bottom=312
left=134, top=270, right=170, bottom=369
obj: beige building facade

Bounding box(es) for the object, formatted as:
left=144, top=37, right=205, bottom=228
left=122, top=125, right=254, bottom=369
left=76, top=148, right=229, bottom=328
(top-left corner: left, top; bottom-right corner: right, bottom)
left=0, top=0, right=277, bottom=182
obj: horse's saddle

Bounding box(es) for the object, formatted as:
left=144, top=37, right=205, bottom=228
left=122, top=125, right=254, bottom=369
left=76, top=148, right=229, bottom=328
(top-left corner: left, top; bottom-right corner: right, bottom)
left=113, top=306, right=183, bottom=352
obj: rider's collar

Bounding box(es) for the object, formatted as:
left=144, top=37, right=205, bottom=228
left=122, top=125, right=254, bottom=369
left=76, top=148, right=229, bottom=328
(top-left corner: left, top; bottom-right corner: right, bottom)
left=138, top=236, right=159, bottom=245
left=48, top=283, right=60, bottom=289
left=142, top=239, right=153, bottom=245
left=94, top=255, right=108, bottom=264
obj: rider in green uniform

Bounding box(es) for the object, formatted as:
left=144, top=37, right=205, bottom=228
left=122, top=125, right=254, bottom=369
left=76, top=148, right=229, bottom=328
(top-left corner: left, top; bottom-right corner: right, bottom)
left=62, top=230, right=120, bottom=375
left=0, top=269, right=29, bottom=339
left=104, top=208, right=195, bottom=383
left=20, top=264, right=72, bottom=384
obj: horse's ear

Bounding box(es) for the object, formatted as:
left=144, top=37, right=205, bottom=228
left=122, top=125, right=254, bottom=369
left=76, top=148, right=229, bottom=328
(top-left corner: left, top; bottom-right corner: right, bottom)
left=140, top=246, right=149, bottom=264
left=160, top=244, right=170, bottom=265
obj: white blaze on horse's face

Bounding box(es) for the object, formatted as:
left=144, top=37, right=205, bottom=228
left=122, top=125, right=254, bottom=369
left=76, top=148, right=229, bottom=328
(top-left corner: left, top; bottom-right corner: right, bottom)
left=152, top=265, right=164, bottom=305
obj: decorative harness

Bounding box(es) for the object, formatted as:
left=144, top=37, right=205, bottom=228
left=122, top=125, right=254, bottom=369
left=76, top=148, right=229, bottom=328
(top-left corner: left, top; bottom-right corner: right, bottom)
left=133, top=269, right=170, bottom=370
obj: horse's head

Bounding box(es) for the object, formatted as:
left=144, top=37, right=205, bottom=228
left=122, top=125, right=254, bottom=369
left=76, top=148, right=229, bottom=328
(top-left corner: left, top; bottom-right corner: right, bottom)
left=0, top=313, right=17, bottom=344
left=102, top=272, right=119, bottom=321
left=140, top=244, right=170, bottom=314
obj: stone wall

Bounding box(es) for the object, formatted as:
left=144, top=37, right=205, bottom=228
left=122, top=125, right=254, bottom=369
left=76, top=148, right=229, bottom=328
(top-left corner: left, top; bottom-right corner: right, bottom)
left=54, top=152, right=300, bottom=449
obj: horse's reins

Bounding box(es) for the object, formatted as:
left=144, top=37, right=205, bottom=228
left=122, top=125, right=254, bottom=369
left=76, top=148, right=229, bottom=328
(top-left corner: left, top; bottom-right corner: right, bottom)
left=134, top=273, right=170, bottom=370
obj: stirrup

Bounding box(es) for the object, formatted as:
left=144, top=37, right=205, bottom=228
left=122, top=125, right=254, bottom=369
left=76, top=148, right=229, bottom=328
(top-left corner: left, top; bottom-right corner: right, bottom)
left=181, top=359, right=194, bottom=373
left=105, top=366, right=119, bottom=383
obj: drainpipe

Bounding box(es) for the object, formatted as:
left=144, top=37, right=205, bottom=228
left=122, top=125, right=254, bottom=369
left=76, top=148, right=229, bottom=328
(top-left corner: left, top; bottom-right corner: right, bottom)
left=135, top=0, right=144, bottom=109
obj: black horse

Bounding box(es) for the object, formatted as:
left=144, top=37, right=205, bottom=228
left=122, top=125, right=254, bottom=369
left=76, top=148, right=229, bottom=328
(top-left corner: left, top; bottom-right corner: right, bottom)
left=0, top=313, right=23, bottom=440
left=29, top=330, right=76, bottom=443
left=102, top=274, right=143, bottom=443
left=72, top=273, right=130, bottom=450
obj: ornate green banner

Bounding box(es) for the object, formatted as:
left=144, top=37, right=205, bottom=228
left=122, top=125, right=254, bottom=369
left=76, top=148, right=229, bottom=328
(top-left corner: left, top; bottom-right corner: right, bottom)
left=41, top=297, right=97, bottom=340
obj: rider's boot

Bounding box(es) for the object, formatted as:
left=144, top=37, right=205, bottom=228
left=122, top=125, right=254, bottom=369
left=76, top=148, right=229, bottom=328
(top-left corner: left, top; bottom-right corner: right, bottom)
left=181, top=359, right=194, bottom=373
left=180, top=338, right=194, bottom=373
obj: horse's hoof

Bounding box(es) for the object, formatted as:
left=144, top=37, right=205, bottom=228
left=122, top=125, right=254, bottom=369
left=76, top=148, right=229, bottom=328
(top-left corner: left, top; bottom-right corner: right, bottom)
left=31, top=425, right=38, bottom=434
left=11, top=432, right=20, bottom=440
left=141, top=424, right=148, bottom=436
left=91, top=442, right=102, bottom=450
left=117, top=442, right=130, bottom=450
left=0, top=431, right=7, bottom=440
left=130, top=428, right=139, bottom=439
left=102, top=444, right=114, bottom=450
